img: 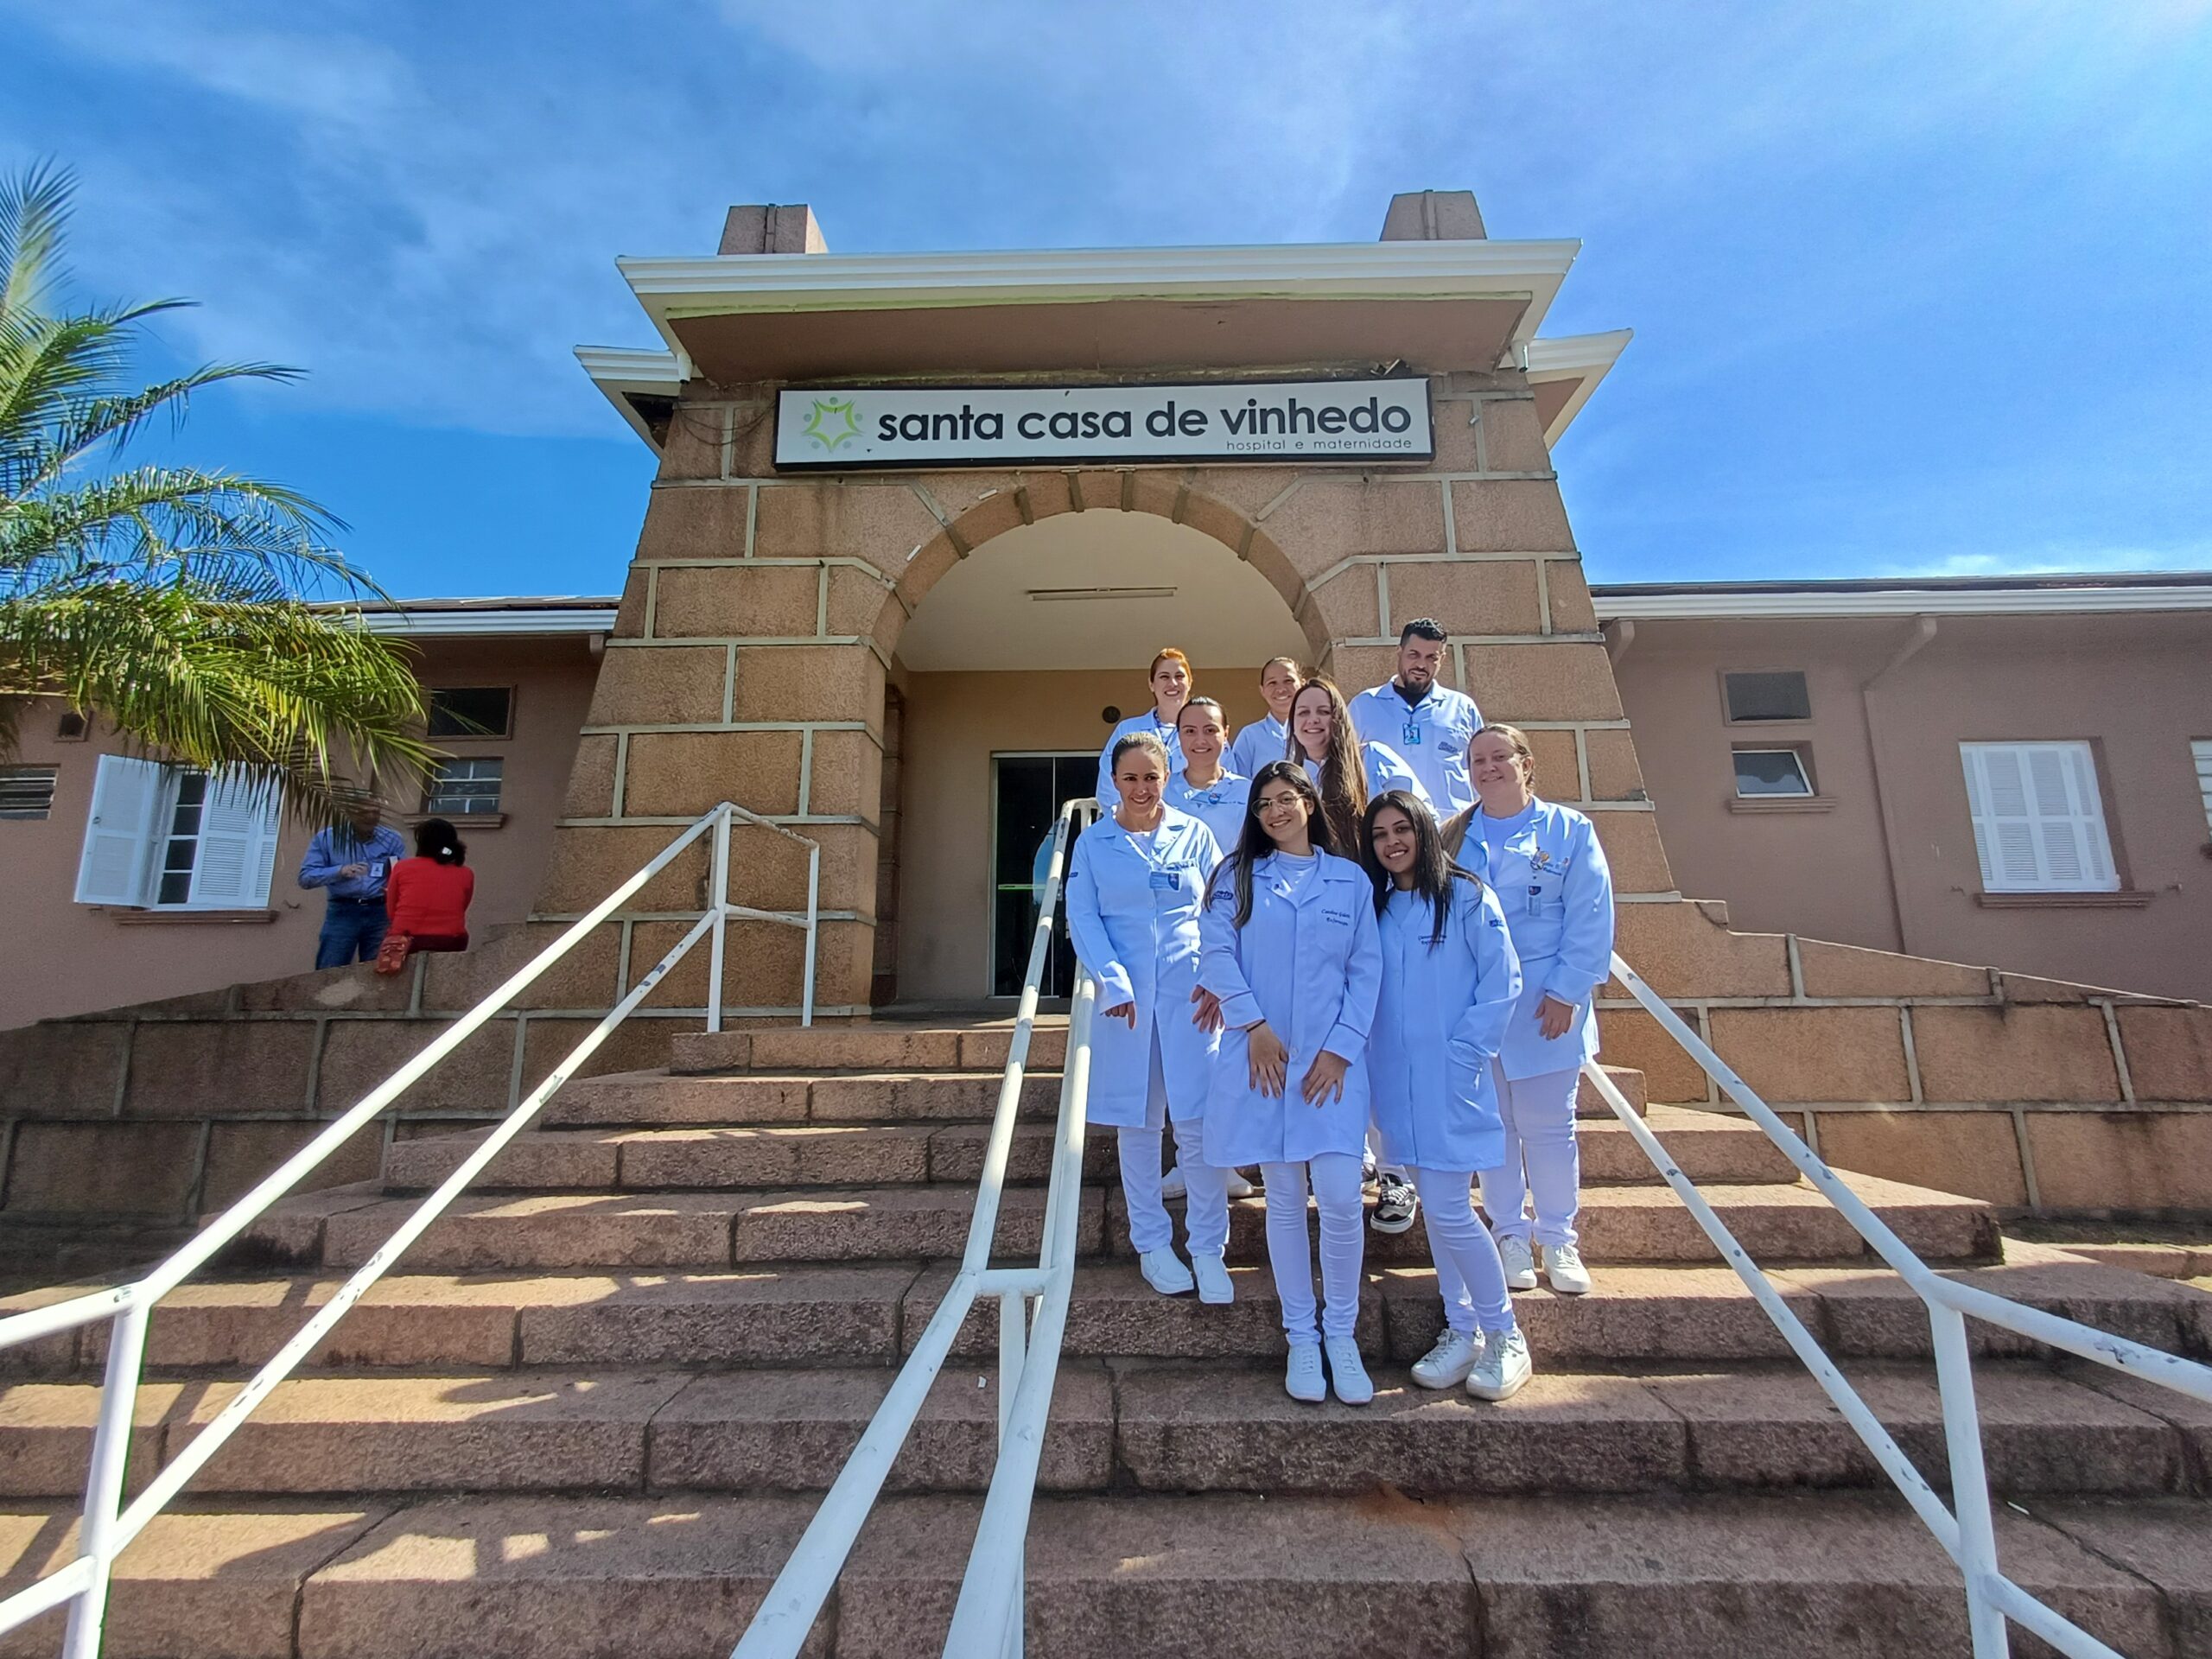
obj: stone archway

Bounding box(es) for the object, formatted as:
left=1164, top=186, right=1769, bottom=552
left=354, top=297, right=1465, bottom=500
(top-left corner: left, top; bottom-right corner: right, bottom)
left=534, top=378, right=1675, bottom=1022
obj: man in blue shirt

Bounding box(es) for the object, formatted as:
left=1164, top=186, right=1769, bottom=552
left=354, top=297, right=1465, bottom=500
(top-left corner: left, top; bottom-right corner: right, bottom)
left=299, top=796, right=408, bottom=969
left=1347, top=617, right=1483, bottom=817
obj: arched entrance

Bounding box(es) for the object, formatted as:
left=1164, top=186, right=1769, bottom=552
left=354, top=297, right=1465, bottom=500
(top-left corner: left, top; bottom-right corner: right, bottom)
left=879, top=495, right=1309, bottom=1006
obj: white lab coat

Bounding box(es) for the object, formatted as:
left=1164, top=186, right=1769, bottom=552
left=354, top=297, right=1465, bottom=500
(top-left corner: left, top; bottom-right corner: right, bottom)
left=1302, top=746, right=1433, bottom=810
left=1197, top=850, right=1382, bottom=1166
left=1229, top=714, right=1292, bottom=779
left=1369, top=877, right=1522, bottom=1172
left=1165, top=768, right=1250, bottom=856
left=1095, top=712, right=1185, bottom=808
left=1348, top=683, right=1482, bottom=817
left=1061, top=808, right=1223, bottom=1128
left=1458, top=798, right=1616, bottom=1081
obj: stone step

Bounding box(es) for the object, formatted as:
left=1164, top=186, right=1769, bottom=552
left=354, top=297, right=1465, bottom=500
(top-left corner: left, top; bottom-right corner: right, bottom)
left=382, top=1122, right=1122, bottom=1193
left=17, top=1256, right=2185, bottom=1380
left=9, top=1253, right=2202, bottom=1380
left=379, top=1105, right=1791, bottom=1196
left=2, top=1490, right=2197, bottom=1656
left=560, top=1062, right=1649, bottom=1126
left=1135, top=1173, right=2000, bottom=1269
left=0, top=1358, right=2190, bottom=1504
left=232, top=1185, right=1105, bottom=1274
left=238, top=1167, right=1991, bottom=1274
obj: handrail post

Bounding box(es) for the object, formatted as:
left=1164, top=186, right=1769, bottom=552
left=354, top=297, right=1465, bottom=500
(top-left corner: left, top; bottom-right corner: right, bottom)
left=707, top=804, right=731, bottom=1035
left=996, top=1282, right=1028, bottom=1659
left=801, top=841, right=820, bottom=1028
left=62, top=1303, right=149, bottom=1659
left=1932, top=1303, right=2011, bottom=1658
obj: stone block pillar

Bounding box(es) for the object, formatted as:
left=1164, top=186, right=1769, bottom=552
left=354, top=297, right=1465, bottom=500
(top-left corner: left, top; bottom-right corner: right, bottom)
left=534, top=387, right=899, bottom=1019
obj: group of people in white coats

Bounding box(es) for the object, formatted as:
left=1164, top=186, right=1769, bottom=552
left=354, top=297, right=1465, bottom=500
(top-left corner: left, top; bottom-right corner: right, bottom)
left=1063, top=620, right=1618, bottom=1404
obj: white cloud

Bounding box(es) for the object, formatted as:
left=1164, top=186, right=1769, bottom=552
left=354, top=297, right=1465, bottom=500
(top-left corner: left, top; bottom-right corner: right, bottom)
left=1878, top=545, right=2212, bottom=580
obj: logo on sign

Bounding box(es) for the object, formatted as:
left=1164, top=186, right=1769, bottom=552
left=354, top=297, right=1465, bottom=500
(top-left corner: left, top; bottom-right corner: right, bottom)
left=801, top=397, right=863, bottom=453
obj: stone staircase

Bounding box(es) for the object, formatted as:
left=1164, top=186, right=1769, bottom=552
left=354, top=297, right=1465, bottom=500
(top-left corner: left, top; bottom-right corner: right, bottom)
left=1, top=1020, right=2208, bottom=1657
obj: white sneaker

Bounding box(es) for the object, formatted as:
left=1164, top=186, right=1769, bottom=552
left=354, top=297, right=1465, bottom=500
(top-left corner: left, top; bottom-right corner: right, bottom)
left=1160, top=1165, right=1185, bottom=1200
left=1466, top=1328, right=1532, bottom=1402
left=1497, top=1236, right=1538, bottom=1292
left=1139, top=1248, right=1195, bottom=1296
left=1323, top=1334, right=1373, bottom=1405
left=1285, top=1341, right=1325, bottom=1402
left=1409, top=1327, right=1480, bottom=1390
left=1190, top=1251, right=1233, bottom=1305
left=1542, top=1243, right=1592, bottom=1296
left=1225, top=1169, right=1255, bottom=1200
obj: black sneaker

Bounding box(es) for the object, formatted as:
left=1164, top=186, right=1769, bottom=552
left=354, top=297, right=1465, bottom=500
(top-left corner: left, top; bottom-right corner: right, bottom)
left=1371, top=1175, right=1419, bottom=1235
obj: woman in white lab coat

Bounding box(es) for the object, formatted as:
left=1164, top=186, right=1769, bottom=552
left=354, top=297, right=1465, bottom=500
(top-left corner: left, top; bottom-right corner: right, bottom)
left=1166, top=696, right=1252, bottom=852
left=1094, top=648, right=1193, bottom=806
left=1198, top=760, right=1382, bottom=1404
left=1062, top=732, right=1234, bottom=1301
left=1229, top=655, right=1304, bottom=779
left=1289, top=675, right=1429, bottom=853
left=1290, top=672, right=1431, bottom=1237
left=1360, top=790, right=1533, bottom=1402
left=1451, top=723, right=1617, bottom=1298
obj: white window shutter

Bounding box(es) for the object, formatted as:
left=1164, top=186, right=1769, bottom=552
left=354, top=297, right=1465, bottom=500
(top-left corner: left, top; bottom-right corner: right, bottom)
left=73, top=755, right=164, bottom=906
left=188, top=774, right=282, bottom=907
left=1959, top=741, right=2120, bottom=893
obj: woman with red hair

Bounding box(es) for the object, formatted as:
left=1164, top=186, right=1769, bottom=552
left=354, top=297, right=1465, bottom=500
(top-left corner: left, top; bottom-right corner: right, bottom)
left=1094, top=648, right=1193, bottom=807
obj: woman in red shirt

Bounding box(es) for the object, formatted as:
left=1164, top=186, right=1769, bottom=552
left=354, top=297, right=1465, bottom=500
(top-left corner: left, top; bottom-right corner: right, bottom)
left=385, top=818, right=476, bottom=952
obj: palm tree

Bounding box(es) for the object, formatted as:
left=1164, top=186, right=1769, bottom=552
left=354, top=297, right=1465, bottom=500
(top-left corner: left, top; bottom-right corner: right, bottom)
left=0, top=160, right=433, bottom=822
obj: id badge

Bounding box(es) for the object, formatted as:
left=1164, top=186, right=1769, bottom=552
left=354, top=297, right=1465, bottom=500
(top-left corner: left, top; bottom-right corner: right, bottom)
left=1150, top=870, right=1179, bottom=892
left=1527, top=885, right=1542, bottom=917
left=1402, top=721, right=1423, bottom=747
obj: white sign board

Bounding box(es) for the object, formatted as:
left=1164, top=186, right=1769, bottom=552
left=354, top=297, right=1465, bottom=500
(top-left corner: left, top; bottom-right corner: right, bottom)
left=773, top=378, right=1431, bottom=470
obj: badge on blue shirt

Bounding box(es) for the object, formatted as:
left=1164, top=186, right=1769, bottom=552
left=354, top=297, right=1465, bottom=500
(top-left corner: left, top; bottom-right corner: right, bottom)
left=1402, top=721, right=1423, bottom=747
left=1150, top=870, right=1179, bottom=891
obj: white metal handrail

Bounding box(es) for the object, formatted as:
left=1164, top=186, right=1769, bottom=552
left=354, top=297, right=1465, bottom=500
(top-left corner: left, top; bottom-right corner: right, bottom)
left=0, top=798, right=817, bottom=1657
left=734, top=797, right=1099, bottom=1659
left=1598, top=950, right=2212, bottom=1659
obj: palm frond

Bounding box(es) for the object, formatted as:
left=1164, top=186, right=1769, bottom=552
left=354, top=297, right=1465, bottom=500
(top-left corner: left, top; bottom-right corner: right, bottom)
left=0, top=161, right=430, bottom=827
left=0, top=581, right=433, bottom=824
left=0, top=159, right=72, bottom=323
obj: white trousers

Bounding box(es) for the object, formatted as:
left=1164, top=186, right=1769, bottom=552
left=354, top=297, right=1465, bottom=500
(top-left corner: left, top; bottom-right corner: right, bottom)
left=1119, top=1033, right=1230, bottom=1258
left=1121, top=1116, right=1229, bottom=1257
left=1363, top=1122, right=1408, bottom=1185
left=1413, top=1167, right=1517, bottom=1334
left=1260, top=1152, right=1365, bottom=1343
left=1478, top=1065, right=1582, bottom=1249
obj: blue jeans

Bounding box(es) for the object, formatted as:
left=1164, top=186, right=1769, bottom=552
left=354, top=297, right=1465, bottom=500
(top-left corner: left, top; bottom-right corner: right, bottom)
left=316, top=901, right=390, bottom=969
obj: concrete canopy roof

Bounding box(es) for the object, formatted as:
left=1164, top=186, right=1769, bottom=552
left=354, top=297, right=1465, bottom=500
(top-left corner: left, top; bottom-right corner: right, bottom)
left=620, top=240, right=1576, bottom=378
left=577, top=237, right=1621, bottom=445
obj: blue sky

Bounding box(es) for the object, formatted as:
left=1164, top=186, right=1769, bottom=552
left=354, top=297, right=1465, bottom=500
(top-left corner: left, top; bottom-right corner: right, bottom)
left=4, top=0, right=2208, bottom=599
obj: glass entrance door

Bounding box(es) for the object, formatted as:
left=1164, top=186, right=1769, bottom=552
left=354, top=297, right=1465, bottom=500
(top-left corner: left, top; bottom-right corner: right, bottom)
left=991, top=753, right=1095, bottom=998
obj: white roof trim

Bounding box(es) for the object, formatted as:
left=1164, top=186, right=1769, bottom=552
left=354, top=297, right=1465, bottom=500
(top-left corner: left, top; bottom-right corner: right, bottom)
left=575, top=346, right=683, bottom=448
left=359, top=607, right=619, bottom=638
left=612, top=238, right=1580, bottom=366
left=1595, top=585, right=2212, bottom=621
left=1523, top=328, right=1632, bottom=443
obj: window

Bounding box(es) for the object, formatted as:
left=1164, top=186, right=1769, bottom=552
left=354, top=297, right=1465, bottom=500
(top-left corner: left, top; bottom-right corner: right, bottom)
left=0, top=766, right=58, bottom=820
left=424, top=757, right=504, bottom=817
left=427, top=687, right=513, bottom=739
left=1723, top=670, right=1812, bottom=723
left=1732, top=747, right=1814, bottom=798
left=73, top=756, right=280, bottom=909
left=2193, top=741, right=2212, bottom=835
left=1960, top=741, right=2118, bottom=893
